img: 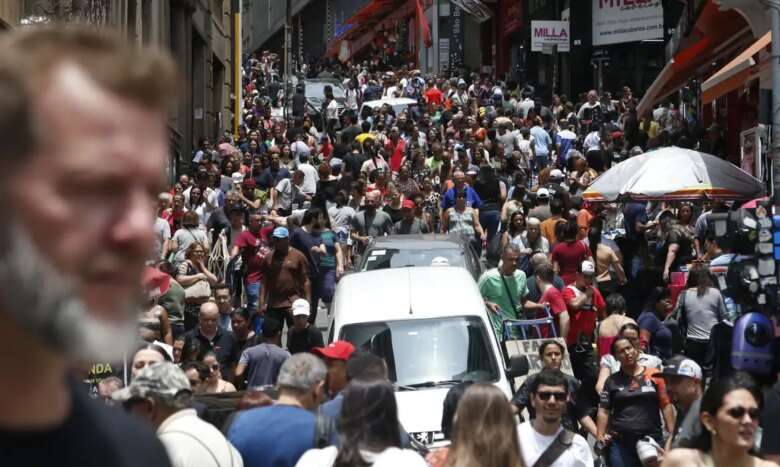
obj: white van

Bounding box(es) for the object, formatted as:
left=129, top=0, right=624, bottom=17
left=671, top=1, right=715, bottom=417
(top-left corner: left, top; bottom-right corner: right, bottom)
left=328, top=266, right=527, bottom=446
left=358, top=97, right=419, bottom=123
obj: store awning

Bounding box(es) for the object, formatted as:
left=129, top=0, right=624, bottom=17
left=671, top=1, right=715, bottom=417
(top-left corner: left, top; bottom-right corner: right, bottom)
left=701, top=31, right=771, bottom=104
left=326, top=0, right=416, bottom=61
left=636, top=0, right=751, bottom=116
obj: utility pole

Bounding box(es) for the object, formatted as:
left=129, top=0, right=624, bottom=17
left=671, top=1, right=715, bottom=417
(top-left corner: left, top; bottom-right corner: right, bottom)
left=231, top=0, right=241, bottom=140
left=762, top=0, right=780, bottom=208
left=283, top=0, right=291, bottom=122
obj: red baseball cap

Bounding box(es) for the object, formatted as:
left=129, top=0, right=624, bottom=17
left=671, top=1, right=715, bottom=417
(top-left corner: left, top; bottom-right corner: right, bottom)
left=141, top=266, right=170, bottom=299
left=312, top=340, right=356, bottom=361
left=402, top=199, right=416, bottom=210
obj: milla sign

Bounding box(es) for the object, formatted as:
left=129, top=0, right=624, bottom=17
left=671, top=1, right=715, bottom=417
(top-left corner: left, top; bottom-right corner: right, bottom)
left=593, top=0, right=663, bottom=46
left=531, top=20, right=570, bottom=52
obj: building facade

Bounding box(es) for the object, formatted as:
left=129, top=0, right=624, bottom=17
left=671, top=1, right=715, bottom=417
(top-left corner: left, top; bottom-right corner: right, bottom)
left=18, top=0, right=235, bottom=177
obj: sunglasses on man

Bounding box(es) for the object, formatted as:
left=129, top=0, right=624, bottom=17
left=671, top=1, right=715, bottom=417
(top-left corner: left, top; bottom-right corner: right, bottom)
left=535, top=391, right=567, bottom=402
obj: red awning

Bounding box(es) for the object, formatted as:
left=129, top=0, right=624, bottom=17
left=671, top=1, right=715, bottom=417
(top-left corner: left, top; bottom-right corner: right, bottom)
left=701, top=31, right=771, bottom=104
left=327, top=0, right=418, bottom=61
left=326, top=0, right=402, bottom=58
left=636, top=0, right=751, bottom=116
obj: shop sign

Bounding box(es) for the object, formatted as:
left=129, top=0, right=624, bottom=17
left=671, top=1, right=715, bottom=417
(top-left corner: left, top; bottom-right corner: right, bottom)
left=592, top=0, right=663, bottom=46
left=531, top=20, right=570, bottom=52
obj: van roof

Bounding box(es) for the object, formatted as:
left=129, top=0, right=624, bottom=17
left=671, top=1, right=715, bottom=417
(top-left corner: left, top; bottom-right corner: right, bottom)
left=361, top=97, right=418, bottom=108
left=334, top=266, right=486, bottom=326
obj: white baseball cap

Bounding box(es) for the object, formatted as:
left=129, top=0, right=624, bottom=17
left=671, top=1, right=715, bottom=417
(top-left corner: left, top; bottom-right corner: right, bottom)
left=580, top=260, right=596, bottom=276
left=231, top=172, right=244, bottom=184
left=291, top=298, right=310, bottom=317
left=661, top=356, right=703, bottom=380
left=550, top=169, right=564, bottom=180
left=536, top=188, right=550, bottom=199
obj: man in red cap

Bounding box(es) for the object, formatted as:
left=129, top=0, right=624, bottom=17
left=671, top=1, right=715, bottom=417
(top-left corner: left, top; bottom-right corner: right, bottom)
left=392, top=199, right=429, bottom=235
left=312, top=340, right=356, bottom=399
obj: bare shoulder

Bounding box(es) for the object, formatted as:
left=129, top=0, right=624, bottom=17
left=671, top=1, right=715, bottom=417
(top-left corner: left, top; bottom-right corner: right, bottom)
left=661, top=448, right=700, bottom=467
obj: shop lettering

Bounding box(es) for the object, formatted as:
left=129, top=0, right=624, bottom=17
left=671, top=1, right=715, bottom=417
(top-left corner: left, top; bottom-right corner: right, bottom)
left=598, top=0, right=652, bottom=8
left=90, top=363, right=113, bottom=375
left=533, top=27, right=568, bottom=39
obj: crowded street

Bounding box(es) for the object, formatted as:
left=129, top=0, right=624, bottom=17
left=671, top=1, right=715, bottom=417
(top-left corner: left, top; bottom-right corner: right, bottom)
left=2, top=0, right=780, bottom=466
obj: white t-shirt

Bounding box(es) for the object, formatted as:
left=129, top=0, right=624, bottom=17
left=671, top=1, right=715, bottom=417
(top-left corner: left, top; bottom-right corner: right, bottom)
left=517, top=422, right=593, bottom=467
left=600, top=352, right=662, bottom=373
left=274, top=178, right=298, bottom=210
left=583, top=131, right=601, bottom=153
left=158, top=409, right=243, bottom=467
left=295, top=446, right=427, bottom=467
left=153, top=216, right=171, bottom=260
left=297, top=162, right=320, bottom=195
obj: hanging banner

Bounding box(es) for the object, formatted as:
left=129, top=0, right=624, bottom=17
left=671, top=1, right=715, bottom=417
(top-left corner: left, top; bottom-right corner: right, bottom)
left=449, top=5, right=465, bottom=70
left=592, top=0, right=664, bottom=46
left=501, top=0, right=523, bottom=37
left=531, top=20, right=570, bottom=52
left=451, top=0, right=492, bottom=23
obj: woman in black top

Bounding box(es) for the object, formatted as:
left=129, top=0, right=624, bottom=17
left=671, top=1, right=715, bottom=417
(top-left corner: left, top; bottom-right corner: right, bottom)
left=597, top=336, right=675, bottom=467
left=473, top=165, right=505, bottom=246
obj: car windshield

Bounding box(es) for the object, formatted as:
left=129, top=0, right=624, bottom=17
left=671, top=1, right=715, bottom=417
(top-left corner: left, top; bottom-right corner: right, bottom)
left=340, top=317, right=499, bottom=387
left=305, top=82, right=345, bottom=99
left=362, top=247, right=467, bottom=270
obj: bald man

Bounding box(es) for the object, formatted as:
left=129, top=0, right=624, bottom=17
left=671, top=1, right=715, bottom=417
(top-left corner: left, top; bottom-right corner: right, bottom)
left=350, top=190, right=393, bottom=254
left=182, top=302, right=240, bottom=379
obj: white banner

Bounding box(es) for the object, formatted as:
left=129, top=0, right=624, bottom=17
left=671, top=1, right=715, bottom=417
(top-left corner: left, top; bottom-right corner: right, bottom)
left=531, top=20, right=570, bottom=53
left=593, top=0, right=663, bottom=46
left=505, top=338, right=573, bottom=388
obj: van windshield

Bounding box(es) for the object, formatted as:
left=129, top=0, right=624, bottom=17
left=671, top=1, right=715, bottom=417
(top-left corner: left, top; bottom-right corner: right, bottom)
left=340, top=316, right=499, bottom=387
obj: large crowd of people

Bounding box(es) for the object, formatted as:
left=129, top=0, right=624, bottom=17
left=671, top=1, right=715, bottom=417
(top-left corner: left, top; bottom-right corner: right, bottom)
left=2, top=24, right=779, bottom=467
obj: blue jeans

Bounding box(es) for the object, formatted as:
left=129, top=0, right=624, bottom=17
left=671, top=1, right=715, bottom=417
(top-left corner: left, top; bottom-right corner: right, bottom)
left=534, top=154, right=549, bottom=172
left=309, top=268, right=338, bottom=324
left=607, top=439, right=643, bottom=467
left=245, top=281, right=262, bottom=334
left=479, top=210, right=501, bottom=247
left=245, top=281, right=261, bottom=311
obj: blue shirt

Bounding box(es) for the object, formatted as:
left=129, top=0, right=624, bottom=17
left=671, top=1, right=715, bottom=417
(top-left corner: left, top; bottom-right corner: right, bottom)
left=530, top=126, right=552, bottom=156
left=637, top=310, right=673, bottom=360
left=441, top=186, right=482, bottom=210
left=228, top=405, right=315, bottom=467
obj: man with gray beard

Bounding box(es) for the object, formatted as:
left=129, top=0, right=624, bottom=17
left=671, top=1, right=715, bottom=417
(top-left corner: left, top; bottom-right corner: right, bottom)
left=0, top=27, right=176, bottom=466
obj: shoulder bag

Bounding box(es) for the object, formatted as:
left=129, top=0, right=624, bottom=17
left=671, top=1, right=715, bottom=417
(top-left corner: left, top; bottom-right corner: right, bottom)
left=665, top=289, right=688, bottom=354
left=532, top=429, right=575, bottom=467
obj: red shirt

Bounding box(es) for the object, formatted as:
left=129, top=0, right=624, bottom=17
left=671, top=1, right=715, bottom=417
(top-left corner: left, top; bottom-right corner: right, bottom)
left=538, top=286, right=567, bottom=338
left=551, top=240, right=590, bottom=285
left=234, top=227, right=273, bottom=283
left=562, top=284, right=606, bottom=346
left=425, top=87, right=443, bottom=108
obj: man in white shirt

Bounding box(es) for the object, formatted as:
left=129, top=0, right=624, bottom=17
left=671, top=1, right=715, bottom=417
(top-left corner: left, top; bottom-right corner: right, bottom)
left=296, top=152, right=319, bottom=196
left=517, top=369, right=593, bottom=467
left=115, top=362, right=243, bottom=467
left=517, top=94, right=536, bottom=118
left=576, top=90, right=602, bottom=121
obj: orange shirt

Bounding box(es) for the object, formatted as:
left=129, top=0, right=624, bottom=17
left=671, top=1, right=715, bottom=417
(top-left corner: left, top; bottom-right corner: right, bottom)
left=541, top=216, right=563, bottom=245
left=577, top=209, right=594, bottom=240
